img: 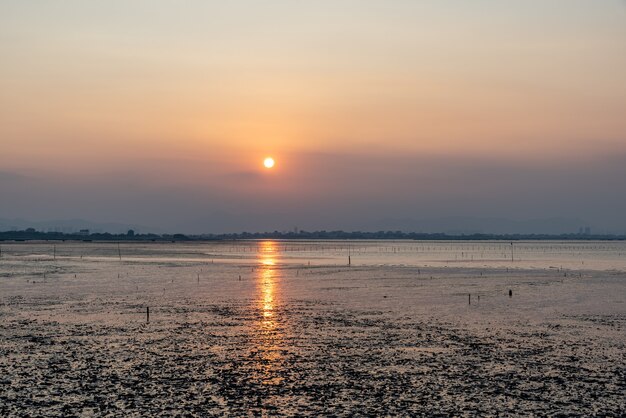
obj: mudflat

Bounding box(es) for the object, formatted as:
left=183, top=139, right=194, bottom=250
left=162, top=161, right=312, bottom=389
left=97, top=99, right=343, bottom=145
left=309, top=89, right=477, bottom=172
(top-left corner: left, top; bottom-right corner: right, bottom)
left=1, top=241, right=624, bottom=416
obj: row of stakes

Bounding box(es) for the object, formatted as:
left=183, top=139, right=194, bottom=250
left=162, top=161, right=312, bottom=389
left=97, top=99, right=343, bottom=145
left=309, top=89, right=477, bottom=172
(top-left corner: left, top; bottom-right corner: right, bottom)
left=14, top=253, right=563, bottom=321
left=30, top=263, right=577, bottom=285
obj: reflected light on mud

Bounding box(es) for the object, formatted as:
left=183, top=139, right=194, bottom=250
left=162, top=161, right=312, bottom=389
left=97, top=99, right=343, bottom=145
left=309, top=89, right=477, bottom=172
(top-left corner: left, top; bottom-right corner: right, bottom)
left=262, top=267, right=274, bottom=320
left=254, top=241, right=284, bottom=385
left=258, top=241, right=278, bottom=323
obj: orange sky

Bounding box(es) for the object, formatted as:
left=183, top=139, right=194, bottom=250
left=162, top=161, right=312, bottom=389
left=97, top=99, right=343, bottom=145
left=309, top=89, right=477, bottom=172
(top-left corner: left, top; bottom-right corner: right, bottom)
left=1, top=1, right=625, bottom=232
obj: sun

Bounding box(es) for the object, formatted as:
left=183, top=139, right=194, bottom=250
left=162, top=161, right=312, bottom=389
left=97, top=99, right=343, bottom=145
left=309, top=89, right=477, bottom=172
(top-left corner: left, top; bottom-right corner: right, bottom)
left=263, top=157, right=275, bottom=169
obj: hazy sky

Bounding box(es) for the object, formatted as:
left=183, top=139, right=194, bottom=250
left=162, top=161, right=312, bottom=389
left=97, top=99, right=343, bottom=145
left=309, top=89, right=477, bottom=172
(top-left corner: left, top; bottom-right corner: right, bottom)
left=1, top=1, right=626, bottom=233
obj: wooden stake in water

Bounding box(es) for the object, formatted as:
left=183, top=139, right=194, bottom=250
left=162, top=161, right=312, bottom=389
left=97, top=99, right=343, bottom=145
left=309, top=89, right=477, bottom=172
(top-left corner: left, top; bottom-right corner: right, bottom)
left=468, top=293, right=471, bottom=305
left=509, top=289, right=512, bottom=298
left=118, top=243, right=122, bottom=260
left=53, top=245, right=56, bottom=260
left=146, top=307, right=150, bottom=323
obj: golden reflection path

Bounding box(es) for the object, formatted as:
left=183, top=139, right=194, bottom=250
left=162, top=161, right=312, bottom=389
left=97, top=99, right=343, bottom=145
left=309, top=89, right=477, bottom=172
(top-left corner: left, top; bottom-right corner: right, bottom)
left=254, top=241, right=284, bottom=386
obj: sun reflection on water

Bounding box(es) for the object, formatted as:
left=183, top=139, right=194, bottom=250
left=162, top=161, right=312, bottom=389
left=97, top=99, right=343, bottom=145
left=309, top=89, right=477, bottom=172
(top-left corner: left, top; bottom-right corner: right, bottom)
left=254, top=241, right=283, bottom=385
left=259, top=241, right=277, bottom=324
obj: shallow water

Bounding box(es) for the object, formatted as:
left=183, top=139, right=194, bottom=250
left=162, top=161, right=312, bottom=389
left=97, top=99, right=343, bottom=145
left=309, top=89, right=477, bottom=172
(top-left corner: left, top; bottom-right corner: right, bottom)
left=1, top=241, right=624, bottom=416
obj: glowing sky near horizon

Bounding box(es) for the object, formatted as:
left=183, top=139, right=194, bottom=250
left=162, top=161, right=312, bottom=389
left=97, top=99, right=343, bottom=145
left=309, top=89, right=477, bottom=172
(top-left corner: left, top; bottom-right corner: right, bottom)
left=1, top=1, right=625, bottom=233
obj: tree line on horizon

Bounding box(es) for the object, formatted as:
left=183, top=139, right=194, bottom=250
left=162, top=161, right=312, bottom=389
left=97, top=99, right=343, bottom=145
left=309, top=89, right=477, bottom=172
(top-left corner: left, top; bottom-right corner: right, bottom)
left=0, top=228, right=624, bottom=241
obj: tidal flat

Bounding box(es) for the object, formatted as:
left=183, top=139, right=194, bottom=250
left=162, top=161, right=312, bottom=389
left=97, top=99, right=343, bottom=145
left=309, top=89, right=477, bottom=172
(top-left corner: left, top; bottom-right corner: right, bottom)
left=0, top=241, right=625, bottom=416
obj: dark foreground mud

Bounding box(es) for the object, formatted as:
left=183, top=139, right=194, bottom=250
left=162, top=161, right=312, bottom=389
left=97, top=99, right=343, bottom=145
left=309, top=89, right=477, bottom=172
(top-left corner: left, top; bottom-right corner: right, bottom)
left=1, top=298, right=624, bottom=416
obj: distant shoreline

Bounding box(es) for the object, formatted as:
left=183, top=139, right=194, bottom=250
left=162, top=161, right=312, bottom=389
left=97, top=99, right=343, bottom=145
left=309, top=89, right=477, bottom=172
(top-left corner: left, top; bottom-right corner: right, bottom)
left=1, top=230, right=624, bottom=242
